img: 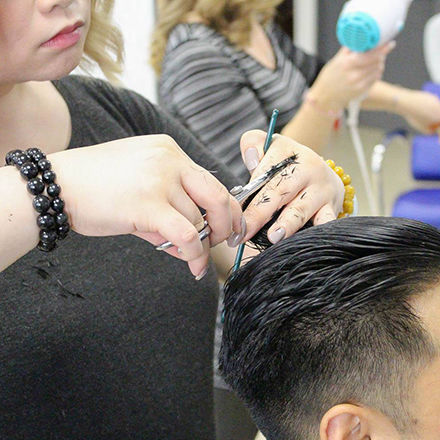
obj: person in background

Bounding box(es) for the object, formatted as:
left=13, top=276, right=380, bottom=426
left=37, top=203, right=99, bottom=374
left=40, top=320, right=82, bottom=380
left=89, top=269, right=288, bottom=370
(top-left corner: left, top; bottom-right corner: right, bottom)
left=0, top=0, right=344, bottom=438
left=152, top=0, right=440, bottom=184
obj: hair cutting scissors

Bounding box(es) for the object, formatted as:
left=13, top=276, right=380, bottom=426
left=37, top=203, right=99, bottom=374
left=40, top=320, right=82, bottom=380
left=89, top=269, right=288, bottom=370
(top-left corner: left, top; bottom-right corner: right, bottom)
left=155, top=160, right=288, bottom=252
left=156, top=109, right=282, bottom=253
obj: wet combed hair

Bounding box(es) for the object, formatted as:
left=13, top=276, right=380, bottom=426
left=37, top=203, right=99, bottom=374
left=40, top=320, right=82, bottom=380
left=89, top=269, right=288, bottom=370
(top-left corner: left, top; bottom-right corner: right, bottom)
left=150, top=0, right=283, bottom=74
left=81, top=0, right=124, bottom=83
left=220, top=217, right=440, bottom=440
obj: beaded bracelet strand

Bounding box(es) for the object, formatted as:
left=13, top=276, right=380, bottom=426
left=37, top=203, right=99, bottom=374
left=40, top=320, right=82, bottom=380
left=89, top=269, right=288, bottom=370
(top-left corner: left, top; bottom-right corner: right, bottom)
left=5, top=148, right=70, bottom=252
left=325, top=159, right=356, bottom=218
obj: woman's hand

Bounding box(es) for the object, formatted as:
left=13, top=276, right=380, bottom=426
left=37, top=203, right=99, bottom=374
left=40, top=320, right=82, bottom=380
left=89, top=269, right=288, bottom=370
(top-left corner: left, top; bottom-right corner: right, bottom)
left=396, top=88, right=440, bottom=134
left=307, top=42, right=395, bottom=112
left=240, top=130, right=345, bottom=244
left=48, top=135, right=243, bottom=278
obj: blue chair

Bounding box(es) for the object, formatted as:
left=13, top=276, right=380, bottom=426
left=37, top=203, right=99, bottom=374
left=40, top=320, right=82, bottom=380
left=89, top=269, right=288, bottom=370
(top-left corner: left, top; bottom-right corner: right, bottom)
left=389, top=83, right=440, bottom=227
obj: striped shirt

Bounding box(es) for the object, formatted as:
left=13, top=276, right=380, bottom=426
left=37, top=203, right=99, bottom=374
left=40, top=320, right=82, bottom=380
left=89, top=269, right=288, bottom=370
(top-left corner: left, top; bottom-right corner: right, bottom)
left=160, top=22, right=322, bottom=183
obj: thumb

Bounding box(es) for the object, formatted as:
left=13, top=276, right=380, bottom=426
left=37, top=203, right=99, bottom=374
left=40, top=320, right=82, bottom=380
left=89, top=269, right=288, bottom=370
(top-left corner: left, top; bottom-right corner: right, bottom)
left=240, top=129, right=268, bottom=174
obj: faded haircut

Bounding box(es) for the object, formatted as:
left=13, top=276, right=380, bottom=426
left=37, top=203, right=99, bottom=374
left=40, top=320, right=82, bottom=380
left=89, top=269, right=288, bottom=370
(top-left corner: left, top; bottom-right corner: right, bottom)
left=220, top=217, right=440, bottom=440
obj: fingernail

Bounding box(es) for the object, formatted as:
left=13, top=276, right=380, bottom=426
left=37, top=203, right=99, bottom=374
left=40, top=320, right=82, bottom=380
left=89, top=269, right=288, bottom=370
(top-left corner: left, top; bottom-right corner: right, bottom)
left=388, top=40, right=396, bottom=50
left=195, top=266, right=209, bottom=281
left=268, top=227, right=286, bottom=244
left=227, top=231, right=243, bottom=248
left=227, top=216, right=247, bottom=247
left=244, top=148, right=260, bottom=172
left=240, top=215, right=247, bottom=237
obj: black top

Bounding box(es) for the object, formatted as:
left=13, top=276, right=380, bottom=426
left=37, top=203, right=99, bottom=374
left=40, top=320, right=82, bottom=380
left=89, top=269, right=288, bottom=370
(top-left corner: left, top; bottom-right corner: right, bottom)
left=0, top=76, right=237, bottom=440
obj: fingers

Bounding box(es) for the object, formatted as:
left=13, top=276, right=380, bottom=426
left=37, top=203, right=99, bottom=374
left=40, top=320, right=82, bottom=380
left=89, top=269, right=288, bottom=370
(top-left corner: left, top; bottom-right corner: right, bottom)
left=242, top=159, right=302, bottom=240
left=154, top=204, right=205, bottom=259
left=140, top=202, right=210, bottom=277
left=243, top=179, right=338, bottom=244
left=265, top=184, right=332, bottom=243
left=381, top=40, right=397, bottom=55
left=180, top=165, right=243, bottom=246
left=240, top=130, right=268, bottom=174
left=313, top=203, right=338, bottom=226
left=136, top=229, right=210, bottom=279
left=243, top=133, right=299, bottom=179
left=239, top=133, right=344, bottom=243
left=187, top=243, right=211, bottom=280
left=349, top=40, right=395, bottom=67
left=342, top=42, right=394, bottom=89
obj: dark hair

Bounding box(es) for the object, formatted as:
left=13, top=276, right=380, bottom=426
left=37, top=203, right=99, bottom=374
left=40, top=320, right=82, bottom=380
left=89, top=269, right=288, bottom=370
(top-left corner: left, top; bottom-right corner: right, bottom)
left=220, top=217, right=440, bottom=440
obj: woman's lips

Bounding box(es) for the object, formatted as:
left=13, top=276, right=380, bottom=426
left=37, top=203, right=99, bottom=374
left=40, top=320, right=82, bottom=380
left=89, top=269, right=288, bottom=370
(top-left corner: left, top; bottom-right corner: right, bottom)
left=41, top=22, right=84, bottom=49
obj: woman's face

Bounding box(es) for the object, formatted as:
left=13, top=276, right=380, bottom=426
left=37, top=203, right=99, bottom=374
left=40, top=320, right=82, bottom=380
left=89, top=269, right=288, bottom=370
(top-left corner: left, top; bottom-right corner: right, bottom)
left=0, top=0, right=91, bottom=84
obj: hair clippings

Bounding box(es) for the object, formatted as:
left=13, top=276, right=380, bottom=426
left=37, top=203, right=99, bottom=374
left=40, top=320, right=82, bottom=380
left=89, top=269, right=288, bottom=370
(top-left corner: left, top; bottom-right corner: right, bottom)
left=229, top=155, right=298, bottom=205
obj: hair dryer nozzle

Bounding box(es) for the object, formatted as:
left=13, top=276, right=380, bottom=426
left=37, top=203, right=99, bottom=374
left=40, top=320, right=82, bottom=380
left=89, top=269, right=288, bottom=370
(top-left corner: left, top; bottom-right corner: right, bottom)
left=337, top=11, right=381, bottom=52
left=337, top=0, right=413, bottom=52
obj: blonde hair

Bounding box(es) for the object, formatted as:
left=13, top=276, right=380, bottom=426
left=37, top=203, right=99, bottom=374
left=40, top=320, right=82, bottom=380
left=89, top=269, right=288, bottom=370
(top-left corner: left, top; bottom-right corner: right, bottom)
left=151, top=0, right=283, bottom=75
left=81, top=0, right=124, bottom=83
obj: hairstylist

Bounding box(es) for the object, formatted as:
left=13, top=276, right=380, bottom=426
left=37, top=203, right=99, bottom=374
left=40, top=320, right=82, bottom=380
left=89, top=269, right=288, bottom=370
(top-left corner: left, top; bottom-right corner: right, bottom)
left=0, top=1, right=344, bottom=439
left=153, top=0, right=440, bottom=183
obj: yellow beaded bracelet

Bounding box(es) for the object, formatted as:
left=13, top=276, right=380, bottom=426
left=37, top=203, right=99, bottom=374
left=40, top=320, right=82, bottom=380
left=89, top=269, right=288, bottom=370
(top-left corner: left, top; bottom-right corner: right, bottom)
left=325, top=159, right=356, bottom=218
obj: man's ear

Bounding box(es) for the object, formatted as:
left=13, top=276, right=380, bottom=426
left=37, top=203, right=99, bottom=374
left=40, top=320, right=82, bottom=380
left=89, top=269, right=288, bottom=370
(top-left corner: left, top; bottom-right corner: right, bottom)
left=320, top=404, right=370, bottom=440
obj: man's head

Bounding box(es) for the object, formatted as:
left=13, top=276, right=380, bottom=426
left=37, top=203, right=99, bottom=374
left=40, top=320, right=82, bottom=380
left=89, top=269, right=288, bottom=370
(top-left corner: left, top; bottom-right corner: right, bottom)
left=220, top=217, right=440, bottom=440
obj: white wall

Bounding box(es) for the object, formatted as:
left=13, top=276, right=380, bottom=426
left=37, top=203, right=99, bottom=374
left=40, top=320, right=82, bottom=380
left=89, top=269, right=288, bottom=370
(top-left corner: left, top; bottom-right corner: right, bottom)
left=75, top=0, right=157, bottom=101
left=112, top=0, right=157, bottom=102
left=293, top=0, right=318, bottom=55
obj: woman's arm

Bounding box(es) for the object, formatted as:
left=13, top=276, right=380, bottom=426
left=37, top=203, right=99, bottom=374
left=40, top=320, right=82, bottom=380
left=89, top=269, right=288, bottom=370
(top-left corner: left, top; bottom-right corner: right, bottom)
left=0, top=165, right=41, bottom=271
left=0, top=136, right=244, bottom=277
left=362, top=80, right=440, bottom=133
left=281, top=45, right=394, bottom=153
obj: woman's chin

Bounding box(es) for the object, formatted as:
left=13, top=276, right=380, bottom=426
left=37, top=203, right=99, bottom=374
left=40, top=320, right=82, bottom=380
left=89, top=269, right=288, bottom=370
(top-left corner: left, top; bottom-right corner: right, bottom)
left=34, top=57, right=83, bottom=81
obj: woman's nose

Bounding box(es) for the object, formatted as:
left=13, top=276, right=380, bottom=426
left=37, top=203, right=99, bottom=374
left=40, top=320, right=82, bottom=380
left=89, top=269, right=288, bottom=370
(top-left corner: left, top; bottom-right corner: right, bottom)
left=37, top=0, right=76, bottom=14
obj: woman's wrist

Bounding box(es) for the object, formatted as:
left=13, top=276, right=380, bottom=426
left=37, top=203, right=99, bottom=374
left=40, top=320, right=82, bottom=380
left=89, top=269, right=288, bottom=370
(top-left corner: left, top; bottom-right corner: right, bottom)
left=389, top=86, right=414, bottom=117
left=1, top=165, right=40, bottom=259
left=6, top=148, right=70, bottom=252
left=302, top=88, right=345, bottom=121
left=364, top=81, right=409, bottom=115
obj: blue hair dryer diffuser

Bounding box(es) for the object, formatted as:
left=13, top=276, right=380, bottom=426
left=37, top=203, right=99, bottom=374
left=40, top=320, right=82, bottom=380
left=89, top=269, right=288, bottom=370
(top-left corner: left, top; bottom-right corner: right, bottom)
left=337, top=0, right=413, bottom=52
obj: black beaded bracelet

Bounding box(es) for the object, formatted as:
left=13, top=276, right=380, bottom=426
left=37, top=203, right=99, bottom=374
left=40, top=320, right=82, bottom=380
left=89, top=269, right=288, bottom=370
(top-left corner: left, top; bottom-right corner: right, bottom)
left=6, top=148, right=70, bottom=252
